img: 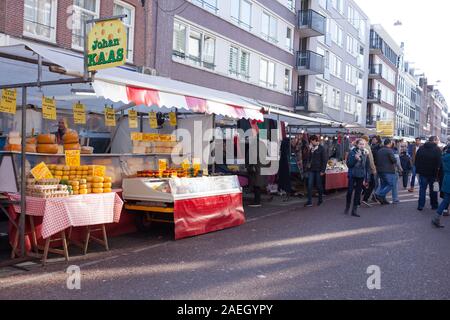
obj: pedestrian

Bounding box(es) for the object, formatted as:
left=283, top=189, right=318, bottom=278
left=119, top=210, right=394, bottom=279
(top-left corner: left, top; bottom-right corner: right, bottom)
left=361, top=135, right=377, bottom=207
left=374, top=139, right=397, bottom=205
left=400, top=146, right=413, bottom=189
left=392, top=148, right=403, bottom=204
left=345, top=139, right=370, bottom=217
left=415, top=136, right=441, bottom=211
left=304, top=135, right=327, bottom=207
left=368, top=136, right=383, bottom=202
left=433, top=147, right=450, bottom=228
left=408, top=137, right=422, bottom=192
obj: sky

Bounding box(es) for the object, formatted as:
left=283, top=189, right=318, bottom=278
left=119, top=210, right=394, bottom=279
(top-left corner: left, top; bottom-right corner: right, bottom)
left=355, top=0, right=450, bottom=100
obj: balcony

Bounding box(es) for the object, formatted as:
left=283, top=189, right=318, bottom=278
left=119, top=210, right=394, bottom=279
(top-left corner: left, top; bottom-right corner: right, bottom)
left=297, top=9, right=326, bottom=38
left=370, top=38, right=383, bottom=54
left=294, top=91, right=324, bottom=113
left=296, top=50, right=324, bottom=76
left=367, top=89, right=382, bottom=103
left=369, top=64, right=383, bottom=79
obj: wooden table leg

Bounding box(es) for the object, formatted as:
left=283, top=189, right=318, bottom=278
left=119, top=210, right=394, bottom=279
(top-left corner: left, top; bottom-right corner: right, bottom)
left=42, top=237, right=50, bottom=266
left=10, top=229, right=19, bottom=259
left=61, top=231, right=69, bottom=262
left=29, top=216, right=38, bottom=254
left=102, top=224, right=109, bottom=251
left=83, top=226, right=91, bottom=255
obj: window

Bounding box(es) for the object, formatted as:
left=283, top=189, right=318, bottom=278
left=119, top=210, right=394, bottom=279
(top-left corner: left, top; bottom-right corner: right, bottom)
left=344, top=93, right=351, bottom=113
left=71, top=0, right=100, bottom=50
left=331, top=0, right=344, bottom=14
left=346, top=35, right=358, bottom=57
left=259, top=58, right=275, bottom=88
left=329, top=53, right=342, bottom=78
left=172, top=20, right=216, bottom=70
left=229, top=46, right=250, bottom=79
left=330, top=88, right=341, bottom=110
left=231, top=0, right=252, bottom=30
left=192, top=0, right=218, bottom=14
left=330, top=20, right=343, bottom=47
left=284, top=69, right=291, bottom=92
left=286, top=27, right=293, bottom=52
left=23, top=0, right=57, bottom=42
left=345, top=64, right=358, bottom=86
left=261, top=12, right=278, bottom=44
left=114, top=1, right=135, bottom=62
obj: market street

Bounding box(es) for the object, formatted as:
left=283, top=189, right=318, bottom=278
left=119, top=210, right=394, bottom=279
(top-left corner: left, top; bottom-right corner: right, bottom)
left=1, top=188, right=450, bottom=300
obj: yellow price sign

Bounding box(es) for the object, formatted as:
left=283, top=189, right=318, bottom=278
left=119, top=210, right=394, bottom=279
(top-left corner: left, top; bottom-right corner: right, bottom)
left=128, top=109, right=138, bottom=129
left=30, top=162, right=54, bottom=180
left=65, top=150, right=81, bottom=167
left=0, top=89, right=17, bottom=114
left=149, top=112, right=158, bottom=129
left=42, top=96, right=57, bottom=120
left=104, top=106, right=116, bottom=127
left=93, top=165, right=106, bottom=177
left=158, top=159, right=168, bottom=171
left=130, top=132, right=143, bottom=141
left=73, top=102, right=86, bottom=125
left=87, top=19, right=127, bottom=71
left=169, top=112, right=177, bottom=127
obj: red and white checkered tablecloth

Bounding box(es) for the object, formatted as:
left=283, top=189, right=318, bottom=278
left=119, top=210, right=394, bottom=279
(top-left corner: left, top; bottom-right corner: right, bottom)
left=8, top=193, right=123, bottom=239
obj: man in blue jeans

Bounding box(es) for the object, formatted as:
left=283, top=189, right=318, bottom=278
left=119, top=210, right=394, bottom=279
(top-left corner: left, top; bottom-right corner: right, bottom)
left=374, top=139, right=397, bottom=205
left=305, top=135, right=327, bottom=207
left=415, top=136, right=441, bottom=210
left=408, top=137, right=422, bottom=192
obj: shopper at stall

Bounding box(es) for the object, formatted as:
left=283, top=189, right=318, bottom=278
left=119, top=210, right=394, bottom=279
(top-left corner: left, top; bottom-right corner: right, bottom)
left=345, top=139, right=370, bottom=217
left=54, top=118, right=67, bottom=145
left=408, top=137, right=422, bottom=192
left=304, top=135, right=327, bottom=207
left=400, top=146, right=413, bottom=189
left=433, top=147, right=450, bottom=228
left=374, top=139, right=397, bottom=205
left=415, top=136, right=441, bottom=211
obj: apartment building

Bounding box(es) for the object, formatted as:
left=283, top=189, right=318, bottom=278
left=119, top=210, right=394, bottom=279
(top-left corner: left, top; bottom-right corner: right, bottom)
left=147, top=0, right=298, bottom=110
left=427, top=88, right=448, bottom=141
left=296, top=0, right=370, bottom=126
left=0, top=0, right=148, bottom=67
left=396, top=50, right=420, bottom=139
left=366, top=24, right=401, bottom=131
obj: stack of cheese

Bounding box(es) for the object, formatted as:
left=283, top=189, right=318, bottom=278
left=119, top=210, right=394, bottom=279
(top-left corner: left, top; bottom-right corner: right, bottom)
left=25, top=137, right=37, bottom=153
left=86, top=176, right=112, bottom=194
left=63, top=130, right=80, bottom=151
left=68, top=179, right=88, bottom=195
left=37, top=134, right=58, bottom=154
left=3, top=132, right=21, bottom=152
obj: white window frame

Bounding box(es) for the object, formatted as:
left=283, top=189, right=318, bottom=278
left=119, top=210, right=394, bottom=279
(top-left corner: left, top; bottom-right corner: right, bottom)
left=285, top=27, right=293, bottom=52
left=284, top=68, right=291, bottom=93
left=191, top=0, right=219, bottom=14
left=231, top=0, right=253, bottom=31
left=261, top=11, right=278, bottom=44
left=259, top=58, right=276, bottom=89
left=23, top=0, right=58, bottom=43
left=229, top=45, right=250, bottom=80
left=114, top=0, right=135, bottom=63
left=71, top=0, right=101, bottom=51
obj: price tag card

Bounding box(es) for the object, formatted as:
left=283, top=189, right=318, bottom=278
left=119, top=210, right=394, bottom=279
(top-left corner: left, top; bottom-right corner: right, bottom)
left=128, top=109, right=138, bottom=129
left=158, top=159, right=168, bottom=171
left=73, top=103, right=86, bottom=125
left=149, top=112, right=158, bottom=129
left=169, top=112, right=177, bottom=127
left=42, top=96, right=57, bottom=120
left=93, top=165, right=106, bottom=177
left=0, top=89, right=17, bottom=114
left=30, top=162, right=54, bottom=180
left=65, top=150, right=81, bottom=167
left=131, top=132, right=143, bottom=141
left=104, top=107, right=116, bottom=127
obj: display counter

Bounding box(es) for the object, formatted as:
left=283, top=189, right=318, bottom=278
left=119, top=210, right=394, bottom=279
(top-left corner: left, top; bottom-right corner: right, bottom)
left=122, top=176, right=245, bottom=240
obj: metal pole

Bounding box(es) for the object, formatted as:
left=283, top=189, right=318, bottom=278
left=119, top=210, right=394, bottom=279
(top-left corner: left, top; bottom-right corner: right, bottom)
left=212, top=114, right=216, bottom=174
left=83, top=18, right=89, bottom=81
left=19, top=86, right=27, bottom=257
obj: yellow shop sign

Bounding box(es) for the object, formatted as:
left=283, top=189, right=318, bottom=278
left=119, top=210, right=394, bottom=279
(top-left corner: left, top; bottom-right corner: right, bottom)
left=87, top=19, right=127, bottom=71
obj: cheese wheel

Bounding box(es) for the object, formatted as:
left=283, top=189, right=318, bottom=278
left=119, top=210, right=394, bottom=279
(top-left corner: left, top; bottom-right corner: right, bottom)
left=79, top=184, right=87, bottom=189
left=63, top=131, right=79, bottom=144
left=63, top=166, right=70, bottom=171
left=92, top=188, right=103, bottom=194
left=26, top=137, right=37, bottom=145
left=55, top=170, right=63, bottom=176
left=92, top=183, right=104, bottom=188
left=73, top=191, right=79, bottom=195
left=103, top=182, right=112, bottom=188
left=72, top=186, right=80, bottom=191
left=79, top=179, right=87, bottom=184
left=62, top=176, right=69, bottom=181
left=37, top=144, right=58, bottom=154
left=37, top=134, right=56, bottom=144
left=92, top=177, right=104, bottom=183
left=104, top=176, right=112, bottom=183
left=79, top=189, right=88, bottom=195
left=86, top=176, right=94, bottom=182
left=81, top=166, right=89, bottom=171
left=69, top=180, right=79, bottom=186
left=48, top=164, right=57, bottom=170
left=4, top=144, right=21, bottom=152
left=64, top=143, right=81, bottom=151
left=70, top=166, right=78, bottom=171
left=25, top=144, right=37, bottom=153
left=103, top=188, right=112, bottom=193
left=87, top=189, right=92, bottom=194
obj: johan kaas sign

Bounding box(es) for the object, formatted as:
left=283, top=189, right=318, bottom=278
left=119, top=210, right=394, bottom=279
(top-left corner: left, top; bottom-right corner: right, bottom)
left=87, top=19, right=127, bottom=71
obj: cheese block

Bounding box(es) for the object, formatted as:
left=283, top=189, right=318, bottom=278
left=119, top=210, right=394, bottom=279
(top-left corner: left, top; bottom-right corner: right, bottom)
left=64, top=143, right=81, bottom=151
left=37, top=134, right=56, bottom=144
left=63, top=130, right=79, bottom=144
left=37, top=144, right=58, bottom=154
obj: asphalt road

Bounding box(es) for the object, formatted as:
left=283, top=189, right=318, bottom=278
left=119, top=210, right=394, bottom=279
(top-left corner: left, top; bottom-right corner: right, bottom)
left=1, top=188, right=450, bottom=300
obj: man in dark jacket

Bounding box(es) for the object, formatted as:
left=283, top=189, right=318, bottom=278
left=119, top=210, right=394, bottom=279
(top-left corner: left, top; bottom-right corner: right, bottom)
left=305, top=135, right=327, bottom=207
left=374, top=139, right=397, bottom=205
left=415, top=136, right=442, bottom=211
left=408, top=137, right=422, bottom=192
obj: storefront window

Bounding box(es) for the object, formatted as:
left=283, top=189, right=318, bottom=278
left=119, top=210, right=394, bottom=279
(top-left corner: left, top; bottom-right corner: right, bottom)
left=23, top=0, right=57, bottom=42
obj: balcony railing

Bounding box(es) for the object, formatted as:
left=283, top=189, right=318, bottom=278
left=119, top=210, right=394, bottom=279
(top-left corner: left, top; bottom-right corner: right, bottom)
left=296, top=50, right=324, bottom=76
left=294, top=91, right=324, bottom=113
left=369, top=64, right=383, bottom=78
left=367, top=89, right=382, bottom=103
left=297, top=9, right=326, bottom=38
